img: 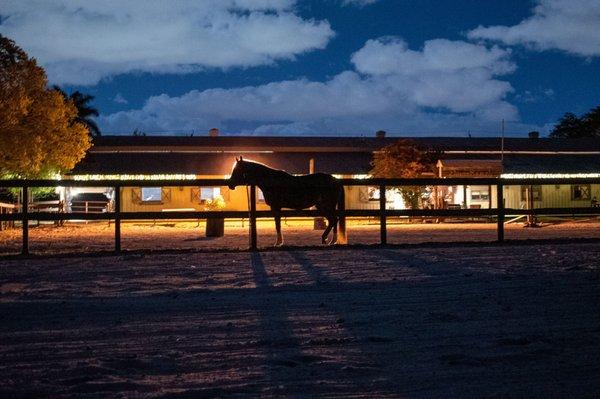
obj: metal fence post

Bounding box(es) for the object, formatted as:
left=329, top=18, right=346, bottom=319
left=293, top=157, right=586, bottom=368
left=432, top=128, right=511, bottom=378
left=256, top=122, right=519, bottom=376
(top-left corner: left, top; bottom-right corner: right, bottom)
left=249, top=185, right=257, bottom=251
left=22, top=185, right=29, bottom=256
left=115, top=185, right=121, bottom=252
left=379, top=184, right=387, bottom=245
left=497, top=182, right=504, bottom=242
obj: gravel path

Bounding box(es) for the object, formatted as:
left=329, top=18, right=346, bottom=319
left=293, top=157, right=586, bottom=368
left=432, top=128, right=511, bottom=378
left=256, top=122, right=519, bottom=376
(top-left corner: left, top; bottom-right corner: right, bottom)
left=1, top=243, right=599, bottom=397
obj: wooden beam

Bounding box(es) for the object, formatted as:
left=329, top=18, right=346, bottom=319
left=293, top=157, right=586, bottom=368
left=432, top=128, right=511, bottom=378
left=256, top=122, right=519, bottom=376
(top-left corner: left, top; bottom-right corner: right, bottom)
left=249, top=185, right=257, bottom=251
left=497, top=183, right=504, bottom=242
left=115, top=185, right=121, bottom=253
left=22, top=185, right=29, bottom=256
left=379, top=184, right=387, bottom=245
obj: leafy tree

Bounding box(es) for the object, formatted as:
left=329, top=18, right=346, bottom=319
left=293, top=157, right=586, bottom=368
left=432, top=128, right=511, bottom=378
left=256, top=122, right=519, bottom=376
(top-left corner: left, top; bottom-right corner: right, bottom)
left=0, top=35, right=91, bottom=178
left=581, top=106, right=600, bottom=137
left=53, top=86, right=101, bottom=137
left=549, top=107, right=600, bottom=138
left=370, top=139, right=438, bottom=209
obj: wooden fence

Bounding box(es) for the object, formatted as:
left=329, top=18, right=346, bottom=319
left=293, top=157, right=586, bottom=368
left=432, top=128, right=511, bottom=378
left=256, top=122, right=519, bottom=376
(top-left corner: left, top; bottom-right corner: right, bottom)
left=1, top=177, right=599, bottom=255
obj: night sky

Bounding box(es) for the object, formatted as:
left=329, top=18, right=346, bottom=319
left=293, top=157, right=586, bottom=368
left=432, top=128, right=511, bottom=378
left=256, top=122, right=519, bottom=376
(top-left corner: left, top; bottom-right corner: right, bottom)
left=1, top=0, right=599, bottom=136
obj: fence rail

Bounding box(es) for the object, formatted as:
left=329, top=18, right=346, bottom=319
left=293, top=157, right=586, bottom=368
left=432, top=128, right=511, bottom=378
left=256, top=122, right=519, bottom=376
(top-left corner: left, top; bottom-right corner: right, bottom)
left=1, top=177, right=599, bottom=255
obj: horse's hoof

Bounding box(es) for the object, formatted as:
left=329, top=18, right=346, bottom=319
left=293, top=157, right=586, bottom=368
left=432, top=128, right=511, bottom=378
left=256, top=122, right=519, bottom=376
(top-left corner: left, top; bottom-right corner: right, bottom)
left=274, top=241, right=283, bottom=247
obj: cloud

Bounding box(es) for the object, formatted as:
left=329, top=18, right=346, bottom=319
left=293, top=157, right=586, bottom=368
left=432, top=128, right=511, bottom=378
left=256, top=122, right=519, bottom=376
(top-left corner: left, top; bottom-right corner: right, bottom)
left=113, top=93, right=128, bottom=104
left=0, top=0, right=334, bottom=85
left=341, top=0, right=379, bottom=6
left=99, top=37, right=525, bottom=136
left=468, top=0, right=600, bottom=57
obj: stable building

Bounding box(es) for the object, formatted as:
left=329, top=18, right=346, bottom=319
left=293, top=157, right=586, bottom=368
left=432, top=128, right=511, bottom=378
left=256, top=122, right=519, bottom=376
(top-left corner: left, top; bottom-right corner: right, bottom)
left=62, top=131, right=600, bottom=213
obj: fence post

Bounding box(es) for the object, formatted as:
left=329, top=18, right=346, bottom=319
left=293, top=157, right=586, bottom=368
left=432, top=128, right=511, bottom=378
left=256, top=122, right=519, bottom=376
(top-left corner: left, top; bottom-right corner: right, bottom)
left=115, top=185, right=121, bottom=253
left=249, top=185, right=257, bottom=251
left=22, top=185, right=29, bottom=256
left=337, top=186, right=347, bottom=244
left=379, top=184, right=387, bottom=245
left=497, top=182, right=504, bottom=242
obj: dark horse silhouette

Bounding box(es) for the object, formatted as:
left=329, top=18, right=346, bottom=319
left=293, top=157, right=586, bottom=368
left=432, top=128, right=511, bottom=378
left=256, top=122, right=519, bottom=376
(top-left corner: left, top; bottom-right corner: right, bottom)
left=227, top=157, right=344, bottom=246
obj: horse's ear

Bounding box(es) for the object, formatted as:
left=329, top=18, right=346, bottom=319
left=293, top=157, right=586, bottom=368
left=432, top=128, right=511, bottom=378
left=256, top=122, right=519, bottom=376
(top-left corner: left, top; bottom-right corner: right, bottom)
left=239, top=156, right=243, bottom=161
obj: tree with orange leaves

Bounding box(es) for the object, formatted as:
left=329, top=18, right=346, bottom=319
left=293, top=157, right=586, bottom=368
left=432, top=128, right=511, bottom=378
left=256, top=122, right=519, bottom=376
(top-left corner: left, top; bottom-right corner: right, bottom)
left=0, top=35, right=91, bottom=178
left=370, top=139, right=438, bottom=209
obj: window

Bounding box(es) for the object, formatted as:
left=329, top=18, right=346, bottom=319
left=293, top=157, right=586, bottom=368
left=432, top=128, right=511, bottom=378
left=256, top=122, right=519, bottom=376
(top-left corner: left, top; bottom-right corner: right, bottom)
left=200, top=187, right=221, bottom=202
left=367, top=186, right=380, bottom=201
left=470, top=187, right=489, bottom=201
left=520, top=185, right=542, bottom=201
left=141, top=187, right=162, bottom=202
left=571, top=184, right=591, bottom=200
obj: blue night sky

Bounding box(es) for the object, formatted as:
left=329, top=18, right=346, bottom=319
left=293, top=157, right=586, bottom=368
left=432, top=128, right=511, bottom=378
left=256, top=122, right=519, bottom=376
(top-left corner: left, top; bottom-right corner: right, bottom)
left=1, top=0, right=599, bottom=137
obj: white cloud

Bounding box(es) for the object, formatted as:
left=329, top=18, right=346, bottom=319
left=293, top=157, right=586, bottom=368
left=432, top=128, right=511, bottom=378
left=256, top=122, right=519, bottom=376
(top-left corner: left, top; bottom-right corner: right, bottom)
left=0, top=0, right=334, bottom=85
left=468, top=0, right=600, bottom=57
left=99, top=37, right=525, bottom=136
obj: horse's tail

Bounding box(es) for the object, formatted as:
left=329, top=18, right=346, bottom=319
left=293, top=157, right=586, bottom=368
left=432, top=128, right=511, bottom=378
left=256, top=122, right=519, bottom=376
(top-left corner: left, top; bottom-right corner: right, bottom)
left=336, top=183, right=347, bottom=244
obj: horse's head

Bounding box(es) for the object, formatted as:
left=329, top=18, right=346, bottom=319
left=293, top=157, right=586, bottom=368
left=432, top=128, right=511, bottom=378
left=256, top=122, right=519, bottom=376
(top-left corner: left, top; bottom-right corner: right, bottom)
left=228, top=156, right=248, bottom=190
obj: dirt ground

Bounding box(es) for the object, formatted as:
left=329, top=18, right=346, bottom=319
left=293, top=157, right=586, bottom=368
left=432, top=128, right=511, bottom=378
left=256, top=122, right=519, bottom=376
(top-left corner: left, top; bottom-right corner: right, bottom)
left=1, top=219, right=600, bottom=255
left=1, top=242, right=600, bottom=397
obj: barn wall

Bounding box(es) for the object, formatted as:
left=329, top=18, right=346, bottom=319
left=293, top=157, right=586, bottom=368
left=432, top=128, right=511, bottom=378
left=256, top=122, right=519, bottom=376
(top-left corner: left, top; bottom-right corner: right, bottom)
left=116, top=180, right=600, bottom=213
left=503, top=184, right=600, bottom=209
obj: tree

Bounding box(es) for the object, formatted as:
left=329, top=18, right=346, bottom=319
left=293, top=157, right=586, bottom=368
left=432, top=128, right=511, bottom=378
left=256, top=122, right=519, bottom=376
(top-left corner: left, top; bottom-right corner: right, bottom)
left=370, top=139, right=438, bottom=209
left=549, top=107, right=600, bottom=138
left=53, top=86, right=101, bottom=137
left=0, top=35, right=91, bottom=178
left=581, top=106, right=600, bottom=137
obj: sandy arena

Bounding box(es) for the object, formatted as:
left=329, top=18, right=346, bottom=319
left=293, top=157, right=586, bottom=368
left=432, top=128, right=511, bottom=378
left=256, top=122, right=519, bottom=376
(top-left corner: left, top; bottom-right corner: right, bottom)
left=1, top=240, right=600, bottom=397
left=1, top=219, right=600, bottom=255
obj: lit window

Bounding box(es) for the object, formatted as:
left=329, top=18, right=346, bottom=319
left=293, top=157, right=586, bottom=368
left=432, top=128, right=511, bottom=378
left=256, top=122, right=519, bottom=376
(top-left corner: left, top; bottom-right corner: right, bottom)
left=141, top=187, right=162, bottom=202
left=471, top=188, right=489, bottom=201
left=520, top=185, right=542, bottom=201
left=200, top=187, right=221, bottom=202
left=571, top=184, right=591, bottom=200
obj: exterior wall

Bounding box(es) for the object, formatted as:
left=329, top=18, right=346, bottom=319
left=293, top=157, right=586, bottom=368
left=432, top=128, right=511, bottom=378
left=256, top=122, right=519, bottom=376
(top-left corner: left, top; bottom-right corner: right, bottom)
left=119, top=176, right=285, bottom=213
left=116, top=179, right=600, bottom=213
left=503, top=184, right=600, bottom=209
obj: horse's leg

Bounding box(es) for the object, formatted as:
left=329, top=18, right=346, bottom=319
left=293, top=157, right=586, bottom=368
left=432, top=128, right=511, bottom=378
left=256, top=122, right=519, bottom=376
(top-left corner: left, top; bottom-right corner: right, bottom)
left=326, top=213, right=338, bottom=245
left=316, top=204, right=330, bottom=244
left=273, top=209, right=283, bottom=246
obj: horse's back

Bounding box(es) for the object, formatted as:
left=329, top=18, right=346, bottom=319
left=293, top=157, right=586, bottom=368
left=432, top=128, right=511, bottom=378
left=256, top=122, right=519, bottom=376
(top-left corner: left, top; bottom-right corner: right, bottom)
left=261, top=172, right=341, bottom=210
left=294, top=172, right=339, bottom=188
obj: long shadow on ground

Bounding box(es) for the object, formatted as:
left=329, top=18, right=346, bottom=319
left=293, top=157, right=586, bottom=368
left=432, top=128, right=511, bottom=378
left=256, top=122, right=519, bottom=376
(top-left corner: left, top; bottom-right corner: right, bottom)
left=0, top=246, right=599, bottom=397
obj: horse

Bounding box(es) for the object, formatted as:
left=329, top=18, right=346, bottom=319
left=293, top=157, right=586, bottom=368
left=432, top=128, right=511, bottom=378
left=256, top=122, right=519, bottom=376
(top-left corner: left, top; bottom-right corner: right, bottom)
left=227, top=157, right=344, bottom=246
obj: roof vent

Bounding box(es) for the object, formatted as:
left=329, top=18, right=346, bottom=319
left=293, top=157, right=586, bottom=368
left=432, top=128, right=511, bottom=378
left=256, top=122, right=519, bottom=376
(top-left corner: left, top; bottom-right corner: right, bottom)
left=528, top=131, right=539, bottom=139
left=209, top=128, right=219, bottom=137
left=375, top=130, right=386, bottom=138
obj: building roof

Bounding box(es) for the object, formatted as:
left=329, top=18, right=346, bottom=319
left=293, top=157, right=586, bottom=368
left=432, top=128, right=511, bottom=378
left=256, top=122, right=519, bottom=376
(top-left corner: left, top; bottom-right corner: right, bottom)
left=70, top=135, right=600, bottom=176
left=90, top=135, right=600, bottom=153
left=503, top=155, right=600, bottom=174
left=71, top=151, right=374, bottom=175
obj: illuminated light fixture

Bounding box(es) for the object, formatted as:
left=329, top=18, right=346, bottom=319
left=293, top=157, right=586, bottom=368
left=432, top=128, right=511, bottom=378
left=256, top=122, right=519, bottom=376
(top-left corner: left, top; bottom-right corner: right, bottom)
left=501, top=173, right=600, bottom=179
left=70, top=174, right=197, bottom=181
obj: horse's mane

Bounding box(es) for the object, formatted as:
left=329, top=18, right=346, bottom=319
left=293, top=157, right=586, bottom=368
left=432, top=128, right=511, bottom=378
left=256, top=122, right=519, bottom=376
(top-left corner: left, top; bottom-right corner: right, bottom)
left=241, top=159, right=294, bottom=178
